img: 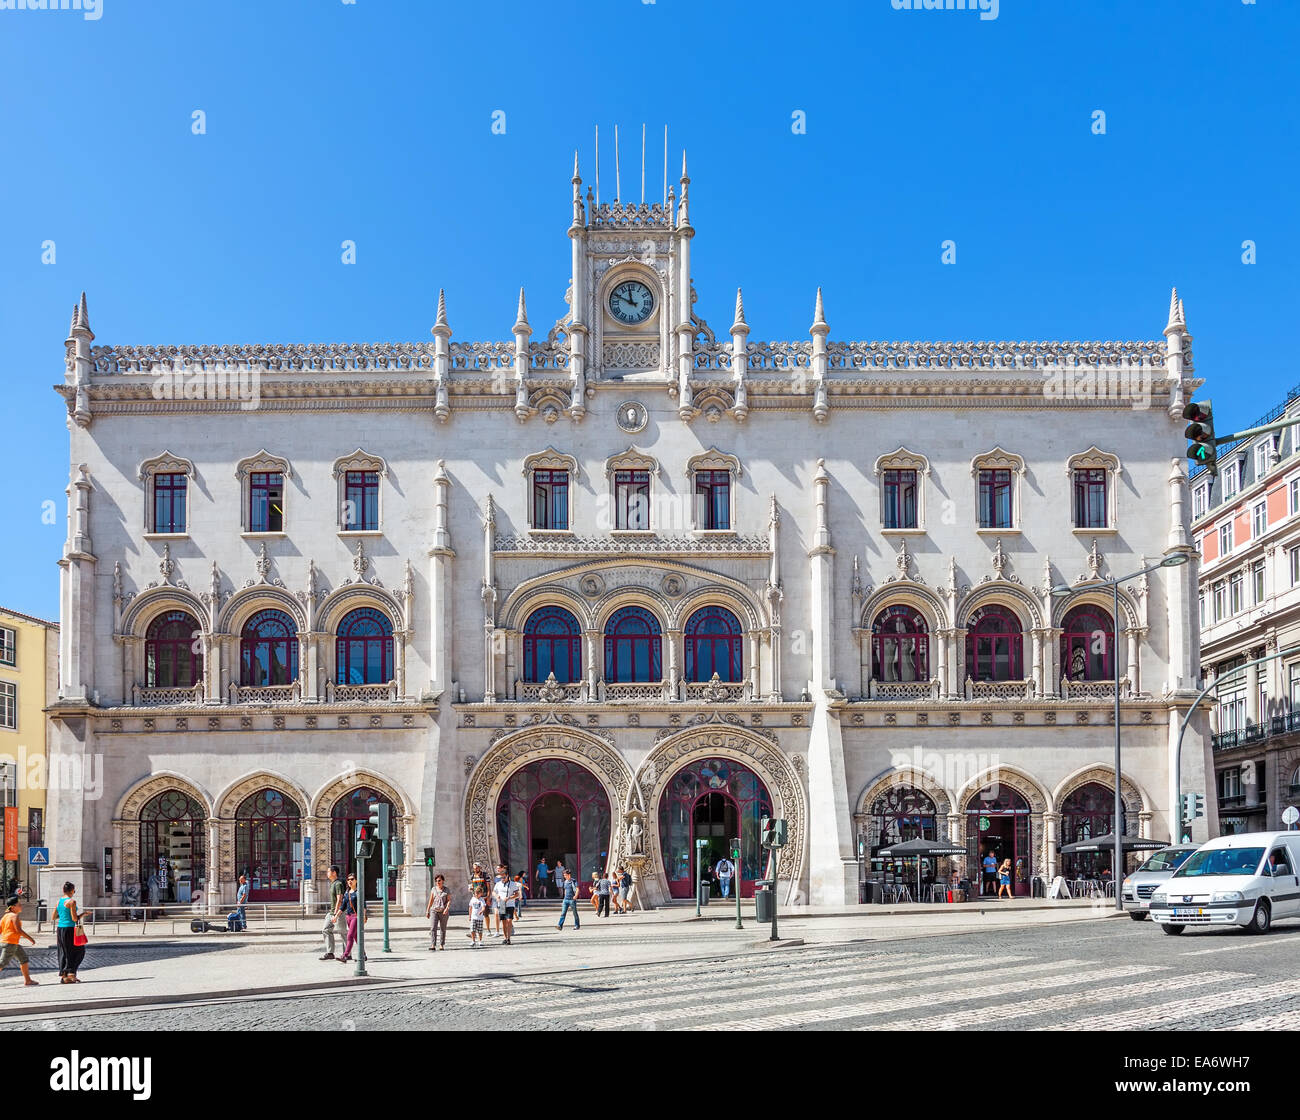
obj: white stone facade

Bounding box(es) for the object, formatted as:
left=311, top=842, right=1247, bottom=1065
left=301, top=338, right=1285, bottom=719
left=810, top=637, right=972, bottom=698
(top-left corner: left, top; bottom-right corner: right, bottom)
left=45, top=164, right=1213, bottom=913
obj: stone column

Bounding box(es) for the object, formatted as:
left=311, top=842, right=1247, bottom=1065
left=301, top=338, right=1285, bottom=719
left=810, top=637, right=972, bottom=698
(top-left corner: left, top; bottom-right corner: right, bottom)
left=305, top=633, right=322, bottom=702
left=207, top=818, right=221, bottom=914
left=1247, top=653, right=1261, bottom=728
left=1044, top=627, right=1063, bottom=698
left=666, top=628, right=681, bottom=698
left=748, top=632, right=760, bottom=699
left=950, top=628, right=967, bottom=700
left=301, top=818, right=317, bottom=909
left=584, top=629, right=600, bottom=700
left=1030, top=629, right=1044, bottom=695
left=1043, top=812, right=1060, bottom=881
left=934, top=630, right=947, bottom=700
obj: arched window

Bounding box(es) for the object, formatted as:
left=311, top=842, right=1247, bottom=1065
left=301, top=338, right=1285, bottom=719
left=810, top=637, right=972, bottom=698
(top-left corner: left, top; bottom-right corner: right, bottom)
left=335, top=607, right=393, bottom=685
left=872, top=606, right=930, bottom=683
left=966, top=605, right=1023, bottom=681
left=1060, top=782, right=1122, bottom=878
left=684, top=606, right=742, bottom=682
left=240, top=609, right=299, bottom=687
left=145, top=610, right=203, bottom=688
left=138, top=789, right=206, bottom=904
left=523, top=606, right=582, bottom=684
left=331, top=787, right=397, bottom=901
left=603, top=605, right=662, bottom=684
left=235, top=789, right=302, bottom=901
left=868, top=786, right=936, bottom=858
left=1060, top=604, right=1114, bottom=682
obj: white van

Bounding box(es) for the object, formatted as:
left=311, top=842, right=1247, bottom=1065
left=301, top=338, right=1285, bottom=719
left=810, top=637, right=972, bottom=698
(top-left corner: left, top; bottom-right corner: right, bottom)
left=1149, top=831, right=1300, bottom=935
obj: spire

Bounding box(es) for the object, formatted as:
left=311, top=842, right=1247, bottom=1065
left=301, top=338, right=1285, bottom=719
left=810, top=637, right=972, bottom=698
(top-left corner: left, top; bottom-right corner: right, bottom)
left=811, top=287, right=828, bottom=333
left=432, top=288, right=452, bottom=339
left=730, top=287, right=748, bottom=334
left=67, top=305, right=77, bottom=340
left=572, top=150, right=580, bottom=182
left=1164, top=286, right=1186, bottom=335
left=72, top=291, right=93, bottom=338
left=513, top=287, right=530, bottom=333
left=681, top=149, right=689, bottom=182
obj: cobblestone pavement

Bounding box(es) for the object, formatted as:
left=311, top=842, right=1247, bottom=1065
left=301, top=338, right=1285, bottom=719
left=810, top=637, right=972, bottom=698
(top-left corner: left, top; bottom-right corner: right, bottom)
left=12, top=917, right=1300, bottom=1031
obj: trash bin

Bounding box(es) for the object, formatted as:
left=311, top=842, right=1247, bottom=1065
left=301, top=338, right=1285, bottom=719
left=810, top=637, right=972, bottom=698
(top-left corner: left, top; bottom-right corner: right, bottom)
left=697, top=879, right=710, bottom=908
left=36, top=899, right=47, bottom=923
left=755, top=888, right=773, bottom=923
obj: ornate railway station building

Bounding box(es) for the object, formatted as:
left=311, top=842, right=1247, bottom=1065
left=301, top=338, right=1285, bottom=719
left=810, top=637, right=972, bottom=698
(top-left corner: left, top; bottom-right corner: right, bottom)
left=45, top=159, right=1213, bottom=913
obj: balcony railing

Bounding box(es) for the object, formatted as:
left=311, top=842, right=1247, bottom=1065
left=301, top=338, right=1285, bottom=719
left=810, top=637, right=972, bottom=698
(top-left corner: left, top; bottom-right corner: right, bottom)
left=602, top=681, right=672, bottom=703
left=131, top=682, right=205, bottom=706
left=683, top=675, right=748, bottom=703
left=1212, top=723, right=1269, bottom=751
left=228, top=682, right=302, bottom=706
left=325, top=680, right=399, bottom=703
left=868, top=679, right=942, bottom=701
left=515, top=675, right=585, bottom=703
left=1059, top=677, right=1132, bottom=701
left=966, top=678, right=1036, bottom=701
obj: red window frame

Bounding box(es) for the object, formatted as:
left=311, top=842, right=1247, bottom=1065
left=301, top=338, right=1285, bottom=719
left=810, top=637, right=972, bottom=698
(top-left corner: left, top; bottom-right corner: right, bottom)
left=872, top=605, right=930, bottom=682
left=146, top=610, right=203, bottom=688
left=532, top=470, right=569, bottom=530
left=153, top=472, right=187, bottom=534
left=883, top=469, right=918, bottom=529
left=694, top=470, right=731, bottom=530
left=966, top=605, right=1023, bottom=681
left=614, top=470, right=650, bottom=530
left=978, top=469, right=1013, bottom=528
left=240, top=609, right=299, bottom=686
left=343, top=471, right=379, bottom=531
left=235, top=789, right=302, bottom=901
left=604, top=605, right=662, bottom=683
left=1060, top=604, right=1113, bottom=681
left=1073, top=468, right=1107, bottom=528
left=249, top=471, right=284, bottom=533
left=523, top=606, right=582, bottom=683
left=683, top=606, right=742, bottom=682
left=335, top=607, right=393, bottom=685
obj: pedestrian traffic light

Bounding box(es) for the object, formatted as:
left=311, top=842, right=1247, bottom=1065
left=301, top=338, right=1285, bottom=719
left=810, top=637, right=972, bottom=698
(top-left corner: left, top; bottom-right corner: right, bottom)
left=390, top=839, right=405, bottom=867
left=1183, top=401, right=1218, bottom=478
left=355, top=821, right=377, bottom=860
left=367, top=798, right=391, bottom=841
left=1192, top=793, right=1205, bottom=820
left=760, top=818, right=787, bottom=849
left=731, top=838, right=740, bottom=860
left=423, top=846, right=436, bottom=868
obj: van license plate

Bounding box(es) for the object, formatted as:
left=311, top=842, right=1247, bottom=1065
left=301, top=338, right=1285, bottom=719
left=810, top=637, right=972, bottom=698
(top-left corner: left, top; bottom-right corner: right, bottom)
left=1172, top=907, right=1204, bottom=917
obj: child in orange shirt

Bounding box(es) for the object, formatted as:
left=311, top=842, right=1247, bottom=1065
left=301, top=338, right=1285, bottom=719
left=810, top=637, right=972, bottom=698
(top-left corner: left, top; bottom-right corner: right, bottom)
left=1, top=897, right=39, bottom=985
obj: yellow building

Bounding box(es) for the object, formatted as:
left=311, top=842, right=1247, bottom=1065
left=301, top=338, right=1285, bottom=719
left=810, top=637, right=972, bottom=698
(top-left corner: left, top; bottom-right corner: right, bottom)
left=0, top=607, right=59, bottom=896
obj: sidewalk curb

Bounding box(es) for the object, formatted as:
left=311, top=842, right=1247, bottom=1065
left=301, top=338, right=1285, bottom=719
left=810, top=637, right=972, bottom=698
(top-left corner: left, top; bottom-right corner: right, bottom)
left=0, top=973, right=398, bottom=1020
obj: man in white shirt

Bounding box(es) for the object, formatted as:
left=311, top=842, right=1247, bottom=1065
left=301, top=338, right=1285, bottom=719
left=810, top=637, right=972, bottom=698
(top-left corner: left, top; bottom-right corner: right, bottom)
left=715, top=857, right=735, bottom=899
left=493, top=864, right=521, bottom=945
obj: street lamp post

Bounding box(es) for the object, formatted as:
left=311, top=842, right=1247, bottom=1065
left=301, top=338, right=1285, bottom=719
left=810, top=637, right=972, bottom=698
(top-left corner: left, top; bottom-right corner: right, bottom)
left=1051, top=551, right=1189, bottom=912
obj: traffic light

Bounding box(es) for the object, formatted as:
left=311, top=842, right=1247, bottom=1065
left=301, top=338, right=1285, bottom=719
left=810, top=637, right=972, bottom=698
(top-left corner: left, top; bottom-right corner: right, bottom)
left=423, top=846, right=436, bottom=868
left=1183, top=401, right=1218, bottom=477
left=355, top=821, right=377, bottom=860
left=367, top=798, right=391, bottom=841
left=1192, top=793, right=1205, bottom=820
left=390, top=839, right=405, bottom=867
left=760, top=818, right=788, bottom=849
left=730, top=838, right=740, bottom=860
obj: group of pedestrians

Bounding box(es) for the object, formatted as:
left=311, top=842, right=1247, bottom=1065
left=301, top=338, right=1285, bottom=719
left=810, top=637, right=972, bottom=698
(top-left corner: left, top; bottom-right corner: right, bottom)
left=431, top=862, right=528, bottom=949
left=318, top=865, right=366, bottom=963
left=588, top=867, right=633, bottom=917
left=1, top=881, right=88, bottom=986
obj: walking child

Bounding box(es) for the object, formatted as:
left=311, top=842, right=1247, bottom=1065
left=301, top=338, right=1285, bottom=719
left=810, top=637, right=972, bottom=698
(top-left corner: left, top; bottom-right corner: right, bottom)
left=469, top=887, right=487, bottom=947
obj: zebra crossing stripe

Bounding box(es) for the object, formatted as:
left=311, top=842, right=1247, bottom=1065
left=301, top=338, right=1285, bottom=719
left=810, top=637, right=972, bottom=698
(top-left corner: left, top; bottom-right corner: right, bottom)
left=1061, top=977, right=1300, bottom=1031
left=692, top=962, right=1151, bottom=1031
left=584, top=954, right=1045, bottom=1030
left=863, top=970, right=1244, bottom=1031
left=1229, top=1011, right=1300, bottom=1031
left=541, top=953, right=1001, bottom=1021
left=438, top=949, right=888, bottom=1010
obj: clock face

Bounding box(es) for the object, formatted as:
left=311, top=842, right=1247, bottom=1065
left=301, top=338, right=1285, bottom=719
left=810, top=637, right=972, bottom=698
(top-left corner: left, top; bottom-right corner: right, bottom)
left=608, top=280, right=655, bottom=325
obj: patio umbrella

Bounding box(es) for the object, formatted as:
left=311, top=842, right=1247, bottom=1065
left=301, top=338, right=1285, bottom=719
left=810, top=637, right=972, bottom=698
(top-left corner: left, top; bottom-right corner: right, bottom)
left=877, top=837, right=967, bottom=900
left=1058, top=833, right=1168, bottom=853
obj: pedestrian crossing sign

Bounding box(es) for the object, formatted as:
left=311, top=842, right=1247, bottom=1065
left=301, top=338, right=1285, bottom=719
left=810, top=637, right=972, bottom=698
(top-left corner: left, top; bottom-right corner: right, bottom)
left=28, top=847, right=49, bottom=866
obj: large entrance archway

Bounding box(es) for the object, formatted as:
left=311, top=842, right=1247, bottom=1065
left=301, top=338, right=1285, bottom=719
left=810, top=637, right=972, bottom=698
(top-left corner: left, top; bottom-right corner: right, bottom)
left=966, top=786, right=1031, bottom=897
left=235, top=788, right=303, bottom=901
left=495, top=758, right=613, bottom=899
left=139, top=789, right=207, bottom=906
left=330, top=787, right=397, bottom=903
left=658, top=757, right=772, bottom=899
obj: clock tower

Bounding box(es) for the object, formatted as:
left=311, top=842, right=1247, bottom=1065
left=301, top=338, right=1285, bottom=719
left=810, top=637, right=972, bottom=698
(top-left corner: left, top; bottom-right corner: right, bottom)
left=569, top=149, right=694, bottom=389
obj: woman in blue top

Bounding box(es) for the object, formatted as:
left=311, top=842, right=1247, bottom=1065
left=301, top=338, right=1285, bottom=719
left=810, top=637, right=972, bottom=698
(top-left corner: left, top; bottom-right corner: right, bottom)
left=55, top=881, right=85, bottom=983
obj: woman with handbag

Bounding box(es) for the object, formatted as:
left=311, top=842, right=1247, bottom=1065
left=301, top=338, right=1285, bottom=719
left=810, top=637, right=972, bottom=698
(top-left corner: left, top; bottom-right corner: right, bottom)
left=56, top=882, right=87, bottom=983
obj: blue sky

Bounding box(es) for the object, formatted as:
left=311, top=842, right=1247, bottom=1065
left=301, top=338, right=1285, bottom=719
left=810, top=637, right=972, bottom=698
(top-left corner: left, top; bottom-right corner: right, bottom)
left=1, top=0, right=1295, bottom=620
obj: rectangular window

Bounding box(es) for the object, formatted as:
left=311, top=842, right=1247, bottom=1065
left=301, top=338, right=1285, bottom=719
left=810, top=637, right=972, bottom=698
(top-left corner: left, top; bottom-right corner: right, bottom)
left=1219, top=767, right=1242, bottom=800
left=882, top=469, right=918, bottom=530
left=152, top=473, right=187, bottom=534
left=248, top=471, right=284, bottom=533
left=614, top=470, right=650, bottom=531
left=27, top=808, right=42, bottom=848
left=0, top=627, right=13, bottom=667
left=1289, top=664, right=1300, bottom=712
left=1229, top=572, right=1243, bottom=615
left=0, top=681, right=13, bottom=730
left=1253, top=501, right=1267, bottom=539
left=1219, top=522, right=1233, bottom=556
left=1198, top=593, right=1207, bottom=628
left=1192, top=483, right=1208, bottom=520
left=1222, top=461, right=1240, bottom=499
left=343, top=470, right=379, bottom=531
left=1072, top=468, right=1108, bottom=528
left=1213, top=580, right=1226, bottom=621
left=1253, top=560, right=1266, bottom=605
left=694, top=470, right=731, bottom=531
left=532, top=469, right=570, bottom=531
left=1255, top=442, right=1270, bottom=479
left=978, top=469, right=1012, bottom=529
left=1290, top=477, right=1300, bottom=515
left=1291, top=547, right=1300, bottom=587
